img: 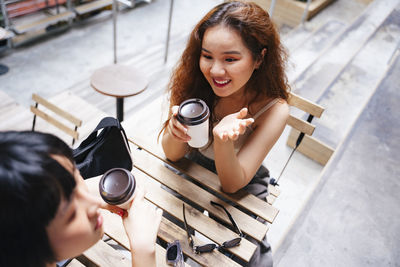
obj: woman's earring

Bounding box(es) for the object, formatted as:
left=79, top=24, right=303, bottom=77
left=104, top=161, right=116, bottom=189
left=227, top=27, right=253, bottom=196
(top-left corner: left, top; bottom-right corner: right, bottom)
left=256, top=48, right=267, bottom=69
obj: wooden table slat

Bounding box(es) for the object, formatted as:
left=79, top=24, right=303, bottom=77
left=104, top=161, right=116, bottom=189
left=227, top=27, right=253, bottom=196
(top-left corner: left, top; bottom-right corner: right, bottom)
left=159, top=217, right=241, bottom=267
left=131, top=147, right=268, bottom=242
left=86, top=177, right=241, bottom=266
left=132, top=170, right=257, bottom=262
left=85, top=178, right=183, bottom=267
left=129, top=136, right=279, bottom=223
left=101, top=207, right=240, bottom=267
left=79, top=239, right=131, bottom=267
left=129, top=134, right=280, bottom=197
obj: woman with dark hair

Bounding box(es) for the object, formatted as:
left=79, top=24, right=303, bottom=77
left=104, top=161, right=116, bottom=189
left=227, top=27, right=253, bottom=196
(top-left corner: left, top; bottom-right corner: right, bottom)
left=0, top=131, right=161, bottom=267
left=161, top=1, right=289, bottom=265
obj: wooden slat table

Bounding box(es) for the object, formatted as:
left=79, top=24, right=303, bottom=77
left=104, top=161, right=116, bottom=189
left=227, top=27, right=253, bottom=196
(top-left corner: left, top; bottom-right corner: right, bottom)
left=77, top=134, right=281, bottom=266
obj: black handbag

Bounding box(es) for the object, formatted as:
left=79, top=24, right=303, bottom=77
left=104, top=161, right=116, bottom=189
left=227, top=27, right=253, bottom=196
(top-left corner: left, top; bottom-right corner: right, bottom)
left=73, top=117, right=132, bottom=179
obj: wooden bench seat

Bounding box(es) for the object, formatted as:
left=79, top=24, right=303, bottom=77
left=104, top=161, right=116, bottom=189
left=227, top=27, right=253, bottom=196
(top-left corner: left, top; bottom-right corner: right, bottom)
left=13, top=11, right=75, bottom=34
left=74, top=0, right=112, bottom=15
left=251, top=0, right=335, bottom=27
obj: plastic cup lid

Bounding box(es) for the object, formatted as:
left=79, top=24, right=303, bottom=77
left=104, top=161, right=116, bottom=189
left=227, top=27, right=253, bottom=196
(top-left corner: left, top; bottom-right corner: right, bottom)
left=177, top=98, right=210, bottom=125
left=99, top=168, right=135, bottom=205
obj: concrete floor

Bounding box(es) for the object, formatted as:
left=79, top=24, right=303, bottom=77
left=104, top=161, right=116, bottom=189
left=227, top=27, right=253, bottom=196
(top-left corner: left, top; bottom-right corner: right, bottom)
left=274, top=52, right=400, bottom=267
left=2, top=1, right=395, bottom=266
left=0, top=0, right=222, bottom=106
left=0, top=0, right=366, bottom=107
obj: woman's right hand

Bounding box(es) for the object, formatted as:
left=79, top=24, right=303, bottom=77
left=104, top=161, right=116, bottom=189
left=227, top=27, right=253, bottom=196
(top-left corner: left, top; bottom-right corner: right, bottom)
left=166, top=105, right=191, bottom=143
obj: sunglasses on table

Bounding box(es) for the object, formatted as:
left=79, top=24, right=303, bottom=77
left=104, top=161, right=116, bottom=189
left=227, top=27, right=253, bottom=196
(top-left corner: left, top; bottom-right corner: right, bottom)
left=182, top=201, right=244, bottom=254
left=166, top=240, right=185, bottom=266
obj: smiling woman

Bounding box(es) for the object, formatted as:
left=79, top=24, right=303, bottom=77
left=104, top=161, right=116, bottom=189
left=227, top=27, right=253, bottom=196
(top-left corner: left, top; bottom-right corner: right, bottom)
left=160, top=1, right=289, bottom=266
left=0, top=131, right=161, bottom=267
left=199, top=25, right=262, bottom=98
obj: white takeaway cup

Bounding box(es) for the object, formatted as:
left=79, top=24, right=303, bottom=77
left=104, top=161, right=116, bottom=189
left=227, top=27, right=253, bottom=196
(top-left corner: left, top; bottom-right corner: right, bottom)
left=177, top=98, right=210, bottom=148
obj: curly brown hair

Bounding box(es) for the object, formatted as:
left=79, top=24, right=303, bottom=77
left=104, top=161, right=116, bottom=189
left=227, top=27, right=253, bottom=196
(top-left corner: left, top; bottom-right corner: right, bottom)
left=161, top=0, right=289, bottom=135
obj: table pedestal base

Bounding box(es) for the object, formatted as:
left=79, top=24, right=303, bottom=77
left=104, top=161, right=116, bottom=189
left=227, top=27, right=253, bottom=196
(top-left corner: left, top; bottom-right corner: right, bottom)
left=0, top=64, right=9, bottom=75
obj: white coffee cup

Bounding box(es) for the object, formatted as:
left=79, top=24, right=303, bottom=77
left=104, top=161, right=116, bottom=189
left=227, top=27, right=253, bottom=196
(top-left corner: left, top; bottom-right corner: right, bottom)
left=177, top=98, right=210, bottom=148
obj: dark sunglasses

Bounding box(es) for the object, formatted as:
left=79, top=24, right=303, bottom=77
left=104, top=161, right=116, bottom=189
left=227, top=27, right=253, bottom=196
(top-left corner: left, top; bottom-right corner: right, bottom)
left=166, top=240, right=185, bottom=266
left=182, top=201, right=243, bottom=254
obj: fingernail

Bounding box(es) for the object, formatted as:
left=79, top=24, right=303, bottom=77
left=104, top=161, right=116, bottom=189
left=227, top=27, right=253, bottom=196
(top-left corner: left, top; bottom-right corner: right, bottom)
left=116, top=210, right=125, bottom=217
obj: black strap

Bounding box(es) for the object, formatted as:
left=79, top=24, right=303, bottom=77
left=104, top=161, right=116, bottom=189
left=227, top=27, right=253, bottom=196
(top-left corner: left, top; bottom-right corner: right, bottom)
left=271, top=114, right=315, bottom=186
left=93, top=117, right=122, bottom=132
left=95, top=117, right=131, bottom=153
left=74, top=117, right=126, bottom=154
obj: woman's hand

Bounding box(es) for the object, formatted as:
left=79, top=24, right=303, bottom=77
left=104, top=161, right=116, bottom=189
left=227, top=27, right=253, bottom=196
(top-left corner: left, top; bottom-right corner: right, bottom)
left=100, top=202, right=127, bottom=217
left=213, top=108, right=254, bottom=142
left=162, top=105, right=191, bottom=161
left=166, top=105, right=191, bottom=143
left=122, top=188, right=162, bottom=253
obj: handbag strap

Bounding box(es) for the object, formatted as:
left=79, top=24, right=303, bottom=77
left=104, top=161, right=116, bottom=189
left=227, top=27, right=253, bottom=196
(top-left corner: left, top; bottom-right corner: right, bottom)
left=94, top=117, right=131, bottom=153
left=93, top=117, right=122, bottom=132
left=75, top=117, right=126, bottom=150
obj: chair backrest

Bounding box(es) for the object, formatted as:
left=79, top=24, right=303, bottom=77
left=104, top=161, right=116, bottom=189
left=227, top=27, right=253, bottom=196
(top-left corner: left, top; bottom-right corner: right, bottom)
left=286, top=91, right=324, bottom=135
left=31, top=93, right=82, bottom=145
left=286, top=92, right=334, bottom=165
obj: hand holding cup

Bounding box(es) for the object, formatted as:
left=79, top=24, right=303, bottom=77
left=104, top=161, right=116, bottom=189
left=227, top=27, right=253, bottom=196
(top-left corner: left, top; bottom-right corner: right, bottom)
left=122, top=188, right=162, bottom=252
left=167, top=105, right=191, bottom=143
left=176, top=99, right=210, bottom=148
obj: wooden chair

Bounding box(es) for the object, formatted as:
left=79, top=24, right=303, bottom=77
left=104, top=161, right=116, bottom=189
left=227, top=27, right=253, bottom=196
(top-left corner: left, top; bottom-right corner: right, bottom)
left=261, top=92, right=333, bottom=204
left=286, top=92, right=334, bottom=165
left=31, top=93, right=82, bottom=146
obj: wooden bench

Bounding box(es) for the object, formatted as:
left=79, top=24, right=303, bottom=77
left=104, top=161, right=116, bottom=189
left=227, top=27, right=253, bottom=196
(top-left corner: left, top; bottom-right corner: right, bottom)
left=251, top=0, right=335, bottom=27
left=74, top=0, right=112, bottom=16
left=13, top=11, right=75, bottom=34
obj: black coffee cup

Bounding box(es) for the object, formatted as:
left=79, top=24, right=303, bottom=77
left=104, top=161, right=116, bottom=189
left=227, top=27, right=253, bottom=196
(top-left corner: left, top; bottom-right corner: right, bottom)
left=99, top=168, right=136, bottom=209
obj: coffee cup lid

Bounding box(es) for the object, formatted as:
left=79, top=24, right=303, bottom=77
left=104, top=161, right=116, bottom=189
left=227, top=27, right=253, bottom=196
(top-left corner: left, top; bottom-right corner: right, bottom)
left=99, top=168, right=135, bottom=205
left=177, top=98, right=210, bottom=125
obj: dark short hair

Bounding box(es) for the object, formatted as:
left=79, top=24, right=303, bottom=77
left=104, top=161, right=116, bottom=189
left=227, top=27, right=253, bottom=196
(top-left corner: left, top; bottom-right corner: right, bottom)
left=0, top=131, right=76, bottom=267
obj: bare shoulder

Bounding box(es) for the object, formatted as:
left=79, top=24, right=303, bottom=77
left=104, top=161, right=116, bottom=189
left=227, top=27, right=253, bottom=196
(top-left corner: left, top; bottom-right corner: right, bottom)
left=272, top=99, right=289, bottom=118
left=253, top=99, right=289, bottom=128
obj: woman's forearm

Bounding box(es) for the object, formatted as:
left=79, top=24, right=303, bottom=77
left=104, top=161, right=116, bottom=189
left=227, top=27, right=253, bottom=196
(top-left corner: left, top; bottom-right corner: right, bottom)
left=213, top=139, right=247, bottom=193
left=161, top=131, right=189, bottom=161
left=130, top=246, right=156, bottom=267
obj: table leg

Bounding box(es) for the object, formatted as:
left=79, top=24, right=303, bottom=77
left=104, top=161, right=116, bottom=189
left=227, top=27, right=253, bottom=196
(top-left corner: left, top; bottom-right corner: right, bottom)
left=0, top=64, right=9, bottom=75
left=116, top=98, right=124, bottom=122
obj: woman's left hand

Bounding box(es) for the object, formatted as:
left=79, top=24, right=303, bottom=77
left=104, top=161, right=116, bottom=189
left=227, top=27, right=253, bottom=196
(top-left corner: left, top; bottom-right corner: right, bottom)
left=213, top=108, right=254, bottom=142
